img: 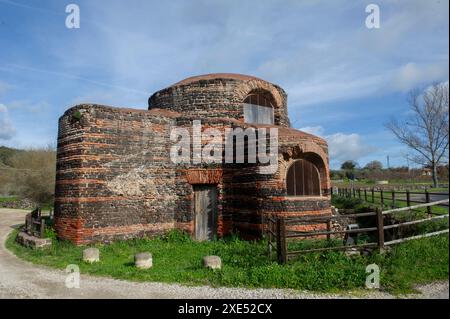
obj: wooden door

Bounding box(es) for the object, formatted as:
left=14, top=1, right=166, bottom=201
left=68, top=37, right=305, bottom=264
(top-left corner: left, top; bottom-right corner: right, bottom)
left=194, top=185, right=218, bottom=241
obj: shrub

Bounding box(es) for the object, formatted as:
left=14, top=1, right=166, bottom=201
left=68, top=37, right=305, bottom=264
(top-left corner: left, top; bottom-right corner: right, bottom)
left=9, top=146, right=56, bottom=206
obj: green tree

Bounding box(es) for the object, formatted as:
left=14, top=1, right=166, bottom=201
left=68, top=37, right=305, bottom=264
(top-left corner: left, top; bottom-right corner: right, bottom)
left=341, top=160, right=358, bottom=170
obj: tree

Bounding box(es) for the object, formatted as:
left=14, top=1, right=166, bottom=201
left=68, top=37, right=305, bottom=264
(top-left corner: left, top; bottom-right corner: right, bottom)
left=9, top=146, right=56, bottom=205
left=341, top=160, right=358, bottom=170
left=364, top=160, right=383, bottom=170
left=385, top=82, right=449, bottom=187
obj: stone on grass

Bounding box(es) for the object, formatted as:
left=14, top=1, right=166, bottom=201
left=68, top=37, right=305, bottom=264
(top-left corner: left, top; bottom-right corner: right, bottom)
left=134, top=252, right=152, bottom=269
left=16, top=231, right=51, bottom=249
left=344, top=248, right=360, bottom=258
left=202, top=255, right=221, bottom=270
left=83, top=248, right=100, bottom=263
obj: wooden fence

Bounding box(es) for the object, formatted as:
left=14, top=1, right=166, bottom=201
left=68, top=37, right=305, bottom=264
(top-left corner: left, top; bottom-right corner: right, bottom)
left=267, top=199, right=449, bottom=264
left=23, top=207, right=53, bottom=238
left=335, top=187, right=449, bottom=213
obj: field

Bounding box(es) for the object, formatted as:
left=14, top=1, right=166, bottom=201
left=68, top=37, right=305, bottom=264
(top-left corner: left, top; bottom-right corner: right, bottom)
left=6, top=227, right=448, bottom=294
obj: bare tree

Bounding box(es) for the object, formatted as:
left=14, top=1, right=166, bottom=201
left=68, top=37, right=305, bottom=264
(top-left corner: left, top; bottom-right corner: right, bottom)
left=385, top=82, right=449, bottom=187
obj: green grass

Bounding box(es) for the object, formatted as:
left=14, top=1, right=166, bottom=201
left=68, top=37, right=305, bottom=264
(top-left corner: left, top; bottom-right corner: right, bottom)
left=5, top=228, right=449, bottom=294
left=335, top=190, right=449, bottom=215
left=332, top=180, right=449, bottom=190
left=429, top=187, right=449, bottom=193
left=0, top=196, right=19, bottom=203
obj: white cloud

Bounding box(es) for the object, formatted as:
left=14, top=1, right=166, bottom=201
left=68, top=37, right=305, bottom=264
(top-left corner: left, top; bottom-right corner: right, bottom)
left=0, top=104, right=16, bottom=140
left=299, top=126, right=325, bottom=137
left=287, top=74, right=386, bottom=107
left=300, top=126, right=377, bottom=166
left=7, top=99, right=51, bottom=113
left=326, top=133, right=376, bottom=164
left=390, top=62, right=449, bottom=92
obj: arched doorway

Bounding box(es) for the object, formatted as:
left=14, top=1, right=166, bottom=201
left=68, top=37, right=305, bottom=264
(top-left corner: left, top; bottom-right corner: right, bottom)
left=286, top=159, right=321, bottom=196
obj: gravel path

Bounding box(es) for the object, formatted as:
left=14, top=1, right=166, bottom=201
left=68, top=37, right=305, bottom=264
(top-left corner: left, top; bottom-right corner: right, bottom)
left=0, top=208, right=448, bottom=299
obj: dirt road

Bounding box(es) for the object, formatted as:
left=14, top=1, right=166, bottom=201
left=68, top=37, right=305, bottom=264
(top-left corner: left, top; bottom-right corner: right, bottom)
left=0, top=208, right=447, bottom=299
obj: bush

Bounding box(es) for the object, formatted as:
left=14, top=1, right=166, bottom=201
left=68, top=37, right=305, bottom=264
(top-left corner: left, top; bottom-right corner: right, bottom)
left=9, top=147, right=56, bottom=206
left=331, top=195, right=365, bottom=209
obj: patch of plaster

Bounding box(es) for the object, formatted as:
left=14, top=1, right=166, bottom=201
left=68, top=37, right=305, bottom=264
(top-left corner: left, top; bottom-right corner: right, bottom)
left=106, top=166, right=155, bottom=197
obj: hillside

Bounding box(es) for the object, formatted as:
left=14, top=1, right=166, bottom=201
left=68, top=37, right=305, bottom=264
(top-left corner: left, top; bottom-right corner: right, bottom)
left=0, top=146, right=22, bottom=166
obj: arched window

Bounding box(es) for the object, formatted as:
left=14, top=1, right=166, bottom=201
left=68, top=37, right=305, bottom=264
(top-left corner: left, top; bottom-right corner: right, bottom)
left=286, top=159, right=321, bottom=196
left=243, top=92, right=274, bottom=124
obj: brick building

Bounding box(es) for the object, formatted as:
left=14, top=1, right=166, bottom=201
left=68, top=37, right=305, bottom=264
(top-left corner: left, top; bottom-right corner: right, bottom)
left=55, top=73, right=331, bottom=244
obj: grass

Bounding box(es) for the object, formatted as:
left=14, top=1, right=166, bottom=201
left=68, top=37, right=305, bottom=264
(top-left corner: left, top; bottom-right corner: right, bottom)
left=429, top=187, right=449, bottom=193
left=332, top=180, right=449, bottom=191
left=334, top=190, right=449, bottom=215
left=0, top=196, right=19, bottom=203
left=6, top=228, right=449, bottom=294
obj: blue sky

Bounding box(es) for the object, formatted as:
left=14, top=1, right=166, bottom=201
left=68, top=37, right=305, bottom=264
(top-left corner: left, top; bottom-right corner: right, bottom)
left=0, top=0, right=448, bottom=169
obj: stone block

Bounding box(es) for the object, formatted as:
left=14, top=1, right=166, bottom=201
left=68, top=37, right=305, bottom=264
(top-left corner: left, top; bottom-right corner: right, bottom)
left=134, top=252, right=152, bottom=269
left=16, top=231, right=52, bottom=249
left=83, top=248, right=100, bottom=263
left=202, top=255, right=222, bottom=270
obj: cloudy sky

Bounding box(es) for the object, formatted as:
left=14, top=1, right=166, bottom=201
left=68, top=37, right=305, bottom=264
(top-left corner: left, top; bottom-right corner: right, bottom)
left=0, top=0, right=448, bottom=169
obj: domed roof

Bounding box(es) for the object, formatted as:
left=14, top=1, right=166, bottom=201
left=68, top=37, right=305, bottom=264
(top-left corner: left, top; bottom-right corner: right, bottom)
left=171, top=73, right=266, bottom=87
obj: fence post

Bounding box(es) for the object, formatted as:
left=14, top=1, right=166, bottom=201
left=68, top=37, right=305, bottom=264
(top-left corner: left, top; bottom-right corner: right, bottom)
left=40, top=219, right=46, bottom=238
left=267, top=219, right=272, bottom=258
left=391, top=191, right=396, bottom=209
left=425, top=189, right=432, bottom=217
left=326, top=219, right=331, bottom=241
left=25, top=214, right=31, bottom=234
left=358, top=188, right=361, bottom=199
left=372, top=188, right=375, bottom=203
left=406, top=190, right=411, bottom=207
left=276, top=218, right=287, bottom=264
left=353, top=188, right=356, bottom=198
left=364, top=189, right=367, bottom=201
left=376, top=207, right=385, bottom=252
left=380, top=189, right=384, bottom=207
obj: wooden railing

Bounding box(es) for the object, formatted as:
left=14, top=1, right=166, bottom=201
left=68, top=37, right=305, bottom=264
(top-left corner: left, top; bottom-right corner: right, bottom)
left=24, top=207, right=51, bottom=238
left=268, top=199, right=449, bottom=264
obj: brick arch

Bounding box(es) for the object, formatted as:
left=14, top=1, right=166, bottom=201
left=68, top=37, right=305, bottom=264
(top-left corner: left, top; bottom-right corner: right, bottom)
left=280, top=142, right=330, bottom=193
left=233, top=80, right=287, bottom=126
left=233, top=80, right=284, bottom=109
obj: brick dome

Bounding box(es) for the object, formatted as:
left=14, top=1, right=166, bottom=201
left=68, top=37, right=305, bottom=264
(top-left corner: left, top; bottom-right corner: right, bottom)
left=149, top=73, right=290, bottom=127
left=171, top=73, right=267, bottom=87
